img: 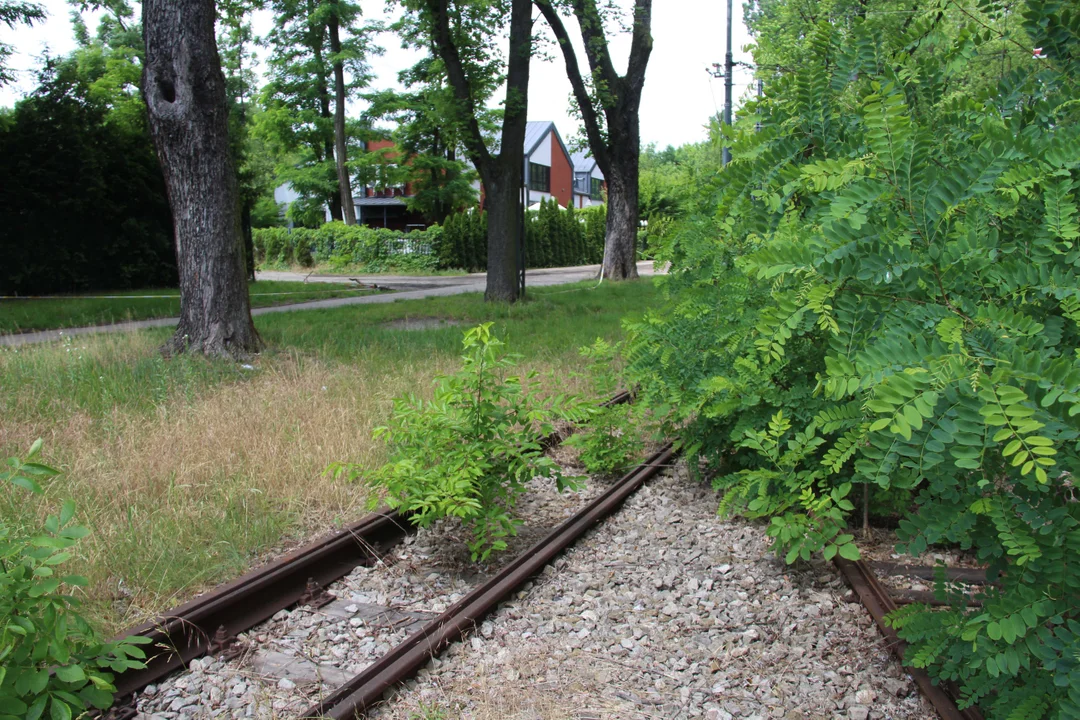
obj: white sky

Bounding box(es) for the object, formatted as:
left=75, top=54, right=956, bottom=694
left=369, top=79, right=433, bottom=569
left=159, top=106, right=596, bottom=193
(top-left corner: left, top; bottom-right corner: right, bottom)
left=0, top=1, right=756, bottom=149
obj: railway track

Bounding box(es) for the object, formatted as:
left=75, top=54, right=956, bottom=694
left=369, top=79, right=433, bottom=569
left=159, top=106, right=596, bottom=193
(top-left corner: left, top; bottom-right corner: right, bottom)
left=836, top=557, right=987, bottom=720
left=105, top=384, right=986, bottom=720
left=107, top=390, right=642, bottom=715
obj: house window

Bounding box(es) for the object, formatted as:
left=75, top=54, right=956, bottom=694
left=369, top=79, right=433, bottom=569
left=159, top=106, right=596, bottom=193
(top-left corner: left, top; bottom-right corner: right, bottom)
left=529, top=163, right=550, bottom=193
left=591, top=178, right=603, bottom=199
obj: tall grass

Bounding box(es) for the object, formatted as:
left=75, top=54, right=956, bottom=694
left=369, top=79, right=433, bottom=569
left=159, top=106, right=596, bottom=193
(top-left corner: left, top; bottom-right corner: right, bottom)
left=0, top=281, right=657, bottom=633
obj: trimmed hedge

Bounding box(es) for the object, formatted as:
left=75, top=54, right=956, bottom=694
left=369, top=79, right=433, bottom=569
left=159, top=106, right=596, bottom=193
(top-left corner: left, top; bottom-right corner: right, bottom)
left=256, top=203, right=608, bottom=274
left=253, top=223, right=443, bottom=273
left=438, top=200, right=606, bottom=271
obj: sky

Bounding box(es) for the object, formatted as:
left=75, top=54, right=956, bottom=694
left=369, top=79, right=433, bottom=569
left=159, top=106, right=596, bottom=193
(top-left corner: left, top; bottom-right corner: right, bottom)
left=0, top=1, right=756, bottom=150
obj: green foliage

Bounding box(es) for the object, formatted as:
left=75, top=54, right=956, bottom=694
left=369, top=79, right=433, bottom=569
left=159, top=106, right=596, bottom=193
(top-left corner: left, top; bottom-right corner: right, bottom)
left=343, top=324, right=586, bottom=561
left=629, top=1, right=1080, bottom=716
left=435, top=201, right=604, bottom=271
left=564, top=339, right=645, bottom=475
left=0, top=1, right=45, bottom=86
left=0, top=54, right=174, bottom=294
left=1, top=441, right=150, bottom=718
left=253, top=223, right=442, bottom=273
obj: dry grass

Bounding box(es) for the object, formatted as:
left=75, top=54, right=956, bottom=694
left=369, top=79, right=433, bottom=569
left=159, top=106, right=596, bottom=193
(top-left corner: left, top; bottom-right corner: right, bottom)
left=0, top=330, right=597, bottom=635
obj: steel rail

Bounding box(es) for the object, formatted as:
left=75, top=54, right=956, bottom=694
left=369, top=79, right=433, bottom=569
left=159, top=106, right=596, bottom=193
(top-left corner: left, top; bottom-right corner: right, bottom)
left=108, top=389, right=634, bottom=701
left=301, top=442, right=677, bottom=719
left=834, top=557, right=984, bottom=720
left=111, top=509, right=411, bottom=698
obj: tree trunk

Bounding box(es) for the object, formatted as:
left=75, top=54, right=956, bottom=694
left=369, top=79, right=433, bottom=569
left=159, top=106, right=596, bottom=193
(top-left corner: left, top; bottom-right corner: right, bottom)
left=143, top=0, right=260, bottom=358
left=328, top=7, right=356, bottom=225
left=483, top=166, right=522, bottom=302
left=602, top=147, right=640, bottom=280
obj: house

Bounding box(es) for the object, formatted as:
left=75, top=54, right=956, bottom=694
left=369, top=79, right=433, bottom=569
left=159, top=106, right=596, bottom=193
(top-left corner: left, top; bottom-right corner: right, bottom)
left=349, top=139, right=428, bottom=231
left=571, top=151, right=605, bottom=208
left=273, top=122, right=592, bottom=227
left=521, top=121, right=575, bottom=208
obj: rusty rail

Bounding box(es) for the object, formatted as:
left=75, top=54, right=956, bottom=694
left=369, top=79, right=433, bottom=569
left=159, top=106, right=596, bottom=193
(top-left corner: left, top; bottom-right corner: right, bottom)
left=834, top=557, right=984, bottom=720
left=301, top=442, right=677, bottom=719
left=112, top=510, right=410, bottom=698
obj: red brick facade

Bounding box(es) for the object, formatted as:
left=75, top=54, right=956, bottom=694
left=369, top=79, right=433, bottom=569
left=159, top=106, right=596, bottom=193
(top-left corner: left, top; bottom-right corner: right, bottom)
left=549, top=133, right=573, bottom=207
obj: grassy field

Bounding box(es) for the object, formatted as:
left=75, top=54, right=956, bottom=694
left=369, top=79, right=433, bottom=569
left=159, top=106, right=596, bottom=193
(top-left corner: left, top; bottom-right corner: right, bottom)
left=0, top=280, right=658, bottom=634
left=0, top=280, right=380, bottom=333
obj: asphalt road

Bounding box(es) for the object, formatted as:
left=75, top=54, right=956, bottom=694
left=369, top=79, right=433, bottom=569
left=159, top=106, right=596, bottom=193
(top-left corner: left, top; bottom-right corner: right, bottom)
left=1, top=262, right=660, bottom=348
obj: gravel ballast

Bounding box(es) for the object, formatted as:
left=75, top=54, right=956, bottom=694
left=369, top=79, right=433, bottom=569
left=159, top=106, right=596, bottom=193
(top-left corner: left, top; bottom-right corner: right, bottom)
left=132, top=459, right=937, bottom=720
left=371, top=464, right=936, bottom=720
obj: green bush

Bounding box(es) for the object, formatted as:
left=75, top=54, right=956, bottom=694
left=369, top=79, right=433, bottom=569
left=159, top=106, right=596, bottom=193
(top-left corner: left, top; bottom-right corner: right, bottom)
left=628, top=4, right=1080, bottom=716
left=1, top=441, right=150, bottom=719
left=564, top=339, right=645, bottom=476
left=252, top=223, right=443, bottom=272
left=434, top=201, right=606, bottom=271
left=338, top=324, right=586, bottom=560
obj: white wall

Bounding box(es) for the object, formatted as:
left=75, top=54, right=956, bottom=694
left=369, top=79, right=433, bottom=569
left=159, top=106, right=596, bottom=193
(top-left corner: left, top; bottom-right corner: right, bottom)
left=529, top=131, right=552, bottom=166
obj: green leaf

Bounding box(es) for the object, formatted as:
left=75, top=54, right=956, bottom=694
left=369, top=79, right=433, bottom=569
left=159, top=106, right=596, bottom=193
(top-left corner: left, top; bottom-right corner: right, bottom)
left=837, top=543, right=860, bottom=561
left=55, top=664, right=86, bottom=684
left=49, top=698, right=72, bottom=720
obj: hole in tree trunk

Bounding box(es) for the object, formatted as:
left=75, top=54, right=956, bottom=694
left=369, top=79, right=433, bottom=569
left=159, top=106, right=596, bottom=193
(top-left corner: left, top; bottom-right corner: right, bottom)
left=158, top=78, right=176, bottom=103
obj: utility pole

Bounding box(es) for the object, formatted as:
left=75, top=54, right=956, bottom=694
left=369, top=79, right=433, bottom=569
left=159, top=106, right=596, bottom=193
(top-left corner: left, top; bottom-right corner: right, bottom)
left=723, top=0, right=733, bottom=165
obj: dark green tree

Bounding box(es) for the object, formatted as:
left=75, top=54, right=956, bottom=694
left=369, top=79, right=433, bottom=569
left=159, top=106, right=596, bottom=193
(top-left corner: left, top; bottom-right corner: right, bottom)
left=533, top=0, right=653, bottom=280
left=0, top=59, right=174, bottom=294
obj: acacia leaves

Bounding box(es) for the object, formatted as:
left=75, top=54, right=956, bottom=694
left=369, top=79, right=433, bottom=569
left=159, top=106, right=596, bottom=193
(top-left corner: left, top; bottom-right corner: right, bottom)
left=628, top=1, right=1080, bottom=716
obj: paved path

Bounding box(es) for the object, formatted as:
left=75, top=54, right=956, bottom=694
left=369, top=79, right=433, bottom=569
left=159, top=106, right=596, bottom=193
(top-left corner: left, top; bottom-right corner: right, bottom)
left=1, top=262, right=659, bottom=348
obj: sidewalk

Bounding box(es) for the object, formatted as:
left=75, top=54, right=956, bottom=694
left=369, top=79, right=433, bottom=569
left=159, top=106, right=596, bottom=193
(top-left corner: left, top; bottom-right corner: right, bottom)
left=1, top=262, right=658, bottom=348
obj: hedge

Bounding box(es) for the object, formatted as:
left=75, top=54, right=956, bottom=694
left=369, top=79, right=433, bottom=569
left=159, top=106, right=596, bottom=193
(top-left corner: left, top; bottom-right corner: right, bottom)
left=253, top=223, right=443, bottom=273
left=438, top=200, right=607, bottom=271
left=255, top=202, right=608, bottom=274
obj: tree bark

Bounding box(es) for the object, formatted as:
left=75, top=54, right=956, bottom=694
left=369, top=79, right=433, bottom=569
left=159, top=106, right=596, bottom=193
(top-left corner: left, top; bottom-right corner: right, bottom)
left=310, top=6, right=343, bottom=223
left=603, top=154, right=640, bottom=280
left=328, top=5, right=356, bottom=225
left=483, top=164, right=523, bottom=302
left=143, top=0, right=260, bottom=358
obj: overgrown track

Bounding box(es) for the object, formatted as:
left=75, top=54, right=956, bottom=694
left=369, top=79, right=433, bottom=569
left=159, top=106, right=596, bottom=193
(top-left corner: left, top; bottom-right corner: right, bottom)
left=302, top=442, right=676, bottom=719
left=835, top=557, right=985, bottom=720
left=107, top=389, right=634, bottom=706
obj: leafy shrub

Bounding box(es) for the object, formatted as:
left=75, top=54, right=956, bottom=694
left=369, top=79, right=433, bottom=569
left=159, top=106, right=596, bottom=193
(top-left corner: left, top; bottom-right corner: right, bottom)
left=340, top=324, right=586, bottom=560
left=628, top=2, right=1080, bottom=716
left=564, top=339, right=645, bottom=476
left=252, top=223, right=442, bottom=272
left=436, top=201, right=606, bottom=271
left=1, top=441, right=150, bottom=719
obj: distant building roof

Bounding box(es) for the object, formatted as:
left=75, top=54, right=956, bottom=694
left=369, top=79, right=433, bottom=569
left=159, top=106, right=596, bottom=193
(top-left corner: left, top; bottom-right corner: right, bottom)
left=571, top=151, right=598, bottom=174
left=353, top=197, right=406, bottom=207
left=524, top=121, right=572, bottom=167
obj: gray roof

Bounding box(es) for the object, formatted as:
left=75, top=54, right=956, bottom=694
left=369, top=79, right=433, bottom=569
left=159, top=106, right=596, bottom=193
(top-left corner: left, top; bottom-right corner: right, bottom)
left=524, top=121, right=573, bottom=167
left=571, top=151, right=598, bottom=174
left=353, top=197, right=406, bottom=207
left=524, top=121, right=552, bottom=157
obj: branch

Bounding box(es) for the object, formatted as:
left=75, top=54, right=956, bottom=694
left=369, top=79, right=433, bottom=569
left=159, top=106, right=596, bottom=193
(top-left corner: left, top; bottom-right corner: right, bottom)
left=624, top=0, right=652, bottom=96
left=571, top=0, right=620, bottom=93
left=533, top=0, right=611, bottom=174
left=423, top=0, right=493, bottom=181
